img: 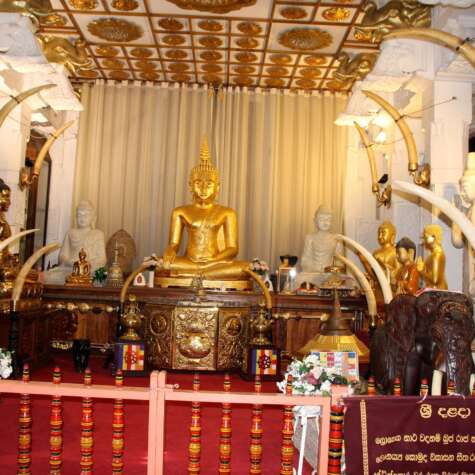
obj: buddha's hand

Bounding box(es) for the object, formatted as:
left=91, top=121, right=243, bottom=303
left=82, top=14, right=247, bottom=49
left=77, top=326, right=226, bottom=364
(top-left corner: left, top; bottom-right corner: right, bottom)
left=163, top=247, right=177, bottom=269
left=415, top=257, right=424, bottom=273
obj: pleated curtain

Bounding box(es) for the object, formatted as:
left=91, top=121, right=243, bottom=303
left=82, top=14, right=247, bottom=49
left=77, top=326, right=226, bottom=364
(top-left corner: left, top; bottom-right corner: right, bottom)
left=74, top=80, right=348, bottom=269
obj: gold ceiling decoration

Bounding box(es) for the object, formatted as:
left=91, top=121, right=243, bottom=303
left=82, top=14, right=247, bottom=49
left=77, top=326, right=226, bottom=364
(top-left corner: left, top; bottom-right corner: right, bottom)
left=233, top=76, right=253, bottom=86
left=162, top=34, right=186, bottom=45
left=270, top=53, right=292, bottom=65
left=203, top=74, right=222, bottom=83
left=171, top=73, right=191, bottom=82
left=322, top=7, right=351, bottom=22
left=233, top=65, right=255, bottom=74
left=199, top=36, right=223, bottom=48
left=299, top=67, right=322, bottom=78
left=265, top=77, right=285, bottom=88
left=130, top=47, right=153, bottom=58
left=168, top=62, right=190, bottom=72
left=103, top=58, right=125, bottom=69
left=278, top=28, right=333, bottom=51
left=353, top=29, right=373, bottom=42
left=88, top=18, right=143, bottom=42
left=237, top=21, right=262, bottom=35
left=235, top=37, right=258, bottom=49
left=266, top=66, right=288, bottom=77
left=304, top=54, right=326, bottom=66
left=333, top=52, right=377, bottom=87
left=296, top=78, right=316, bottom=89
left=200, top=50, right=222, bottom=62
left=235, top=52, right=258, bottom=63
left=77, top=69, right=98, bottom=78
left=158, top=17, right=184, bottom=31
left=198, top=20, right=223, bottom=32
left=136, top=60, right=158, bottom=70
left=166, top=49, right=188, bottom=60
left=141, top=72, right=159, bottom=81
left=111, top=0, right=139, bottom=11
left=165, top=0, right=257, bottom=14
left=96, top=45, right=119, bottom=57
left=280, top=7, right=307, bottom=20
left=201, top=63, right=222, bottom=73
left=40, top=13, right=67, bottom=27
left=69, top=0, right=97, bottom=10
left=109, top=70, right=129, bottom=80
left=326, top=79, right=345, bottom=90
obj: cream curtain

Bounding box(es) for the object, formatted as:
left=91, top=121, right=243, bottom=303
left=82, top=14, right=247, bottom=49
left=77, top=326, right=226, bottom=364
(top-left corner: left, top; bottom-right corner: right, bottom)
left=74, top=80, right=348, bottom=269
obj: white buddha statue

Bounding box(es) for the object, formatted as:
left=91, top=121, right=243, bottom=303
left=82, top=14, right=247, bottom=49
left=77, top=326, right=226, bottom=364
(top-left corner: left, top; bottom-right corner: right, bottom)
left=45, top=200, right=106, bottom=284
left=301, top=205, right=342, bottom=273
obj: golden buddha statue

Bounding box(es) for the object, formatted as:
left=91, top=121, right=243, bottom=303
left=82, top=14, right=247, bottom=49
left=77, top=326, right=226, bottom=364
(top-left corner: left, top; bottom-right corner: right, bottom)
left=373, top=221, right=400, bottom=286
left=155, top=137, right=250, bottom=289
left=65, top=248, right=93, bottom=286
left=416, top=224, right=448, bottom=290
left=394, top=237, right=420, bottom=296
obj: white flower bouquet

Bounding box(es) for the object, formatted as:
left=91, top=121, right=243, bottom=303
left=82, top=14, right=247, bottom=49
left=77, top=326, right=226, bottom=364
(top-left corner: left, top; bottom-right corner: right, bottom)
left=277, top=353, right=350, bottom=396
left=0, top=348, right=12, bottom=379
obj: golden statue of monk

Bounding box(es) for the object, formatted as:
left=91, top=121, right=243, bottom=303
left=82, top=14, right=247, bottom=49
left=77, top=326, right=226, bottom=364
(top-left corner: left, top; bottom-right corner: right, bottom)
left=158, top=137, right=249, bottom=282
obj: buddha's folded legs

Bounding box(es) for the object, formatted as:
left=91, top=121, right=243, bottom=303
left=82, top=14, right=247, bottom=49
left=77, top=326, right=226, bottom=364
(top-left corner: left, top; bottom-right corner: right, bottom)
left=166, top=256, right=249, bottom=279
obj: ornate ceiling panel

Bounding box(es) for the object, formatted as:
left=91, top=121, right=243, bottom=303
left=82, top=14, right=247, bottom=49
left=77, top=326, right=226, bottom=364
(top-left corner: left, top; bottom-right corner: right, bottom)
left=40, top=0, right=381, bottom=91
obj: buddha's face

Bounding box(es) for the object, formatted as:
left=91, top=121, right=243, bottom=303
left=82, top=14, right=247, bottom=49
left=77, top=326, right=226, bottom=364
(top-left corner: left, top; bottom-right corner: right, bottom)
left=315, top=212, right=332, bottom=232
left=422, top=231, right=436, bottom=248
left=378, top=225, right=394, bottom=246
left=0, top=190, right=11, bottom=212
left=397, top=247, right=413, bottom=264
left=77, top=207, right=93, bottom=228
left=460, top=176, right=475, bottom=203
left=191, top=176, right=218, bottom=203
left=79, top=249, right=86, bottom=261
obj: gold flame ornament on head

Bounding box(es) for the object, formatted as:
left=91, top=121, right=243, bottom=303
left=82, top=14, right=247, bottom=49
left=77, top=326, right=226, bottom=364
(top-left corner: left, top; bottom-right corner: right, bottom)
left=353, top=121, right=391, bottom=207
left=19, top=120, right=75, bottom=191
left=362, top=90, right=430, bottom=187
left=384, top=27, right=475, bottom=69
left=189, top=136, right=220, bottom=186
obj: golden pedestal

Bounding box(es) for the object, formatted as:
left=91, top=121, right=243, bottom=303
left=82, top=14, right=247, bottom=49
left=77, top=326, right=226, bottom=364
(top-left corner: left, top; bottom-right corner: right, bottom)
left=145, top=301, right=250, bottom=371
left=154, top=275, right=252, bottom=292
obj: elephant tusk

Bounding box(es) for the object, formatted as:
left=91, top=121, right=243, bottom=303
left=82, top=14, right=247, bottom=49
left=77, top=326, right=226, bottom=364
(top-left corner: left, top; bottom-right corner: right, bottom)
left=0, top=84, right=56, bottom=129
left=384, top=27, right=475, bottom=69
left=362, top=90, right=419, bottom=175
left=335, top=252, right=377, bottom=319
left=337, top=234, right=393, bottom=304
left=11, top=243, right=59, bottom=305
left=354, top=121, right=380, bottom=194
left=393, top=180, right=475, bottom=251
left=244, top=268, right=272, bottom=310
left=0, top=229, right=39, bottom=254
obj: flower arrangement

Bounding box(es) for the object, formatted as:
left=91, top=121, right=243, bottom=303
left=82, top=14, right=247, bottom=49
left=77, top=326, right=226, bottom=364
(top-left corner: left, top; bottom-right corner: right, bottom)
left=0, top=348, right=12, bottom=379
left=277, top=354, right=350, bottom=396
left=250, top=258, right=270, bottom=275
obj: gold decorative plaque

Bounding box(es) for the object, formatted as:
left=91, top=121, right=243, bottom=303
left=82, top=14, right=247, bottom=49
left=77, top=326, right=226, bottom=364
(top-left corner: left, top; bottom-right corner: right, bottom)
left=353, top=29, right=373, bottom=42
left=326, top=79, right=344, bottom=90
left=166, top=49, right=188, bottom=60
left=96, top=45, right=119, bottom=57
left=109, top=70, right=129, bottom=80
left=198, top=36, right=222, bottom=48
left=168, top=62, right=189, bottom=72
left=103, top=58, right=124, bottom=69
left=171, top=73, right=191, bottom=82
left=111, top=0, right=138, bottom=11
left=270, top=53, right=292, bottom=64
left=158, top=17, right=183, bottom=31
left=278, top=28, right=333, bottom=51
left=299, top=67, right=322, bottom=78
left=233, top=65, right=255, bottom=74
left=237, top=21, right=262, bottom=35
left=201, top=63, right=222, bottom=73
left=198, top=19, right=223, bottom=32
left=88, top=18, right=143, bottom=42
left=233, top=75, right=253, bottom=86
left=203, top=74, right=222, bottom=84
left=296, top=78, right=316, bottom=88
left=200, top=50, right=222, bottom=61
left=69, top=0, right=97, bottom=10
left=136, top=60, right=157, bottom=70
left=265, top=77, right=285, bottom=88
left=235, top=51, right=257, bottom=63
left=141, top=71, right=159, bottom=81
left=77, top=69, right=98, bottom=78
left=280, top=6, right=307, bottom=20
left=130, top=47, right=153, bottom=58
left=40, top=13, right=67, bottom=27
left=304, top=54, right=326, bottom=65
left=266, top=66, right=288, bottom=77
left=322, top=7, right=351, bottom=22
left=162, top=34, right=186, bottom=45
left=236, top=37, right=258, bottom=49
left=165, top=0, right=256, bottom=14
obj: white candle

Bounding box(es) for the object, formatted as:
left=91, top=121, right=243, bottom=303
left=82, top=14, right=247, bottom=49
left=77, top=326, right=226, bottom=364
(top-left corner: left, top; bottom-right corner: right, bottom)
left=147, top=270, right=154, bottom=288
left=431, top=370, right=443, bottom=396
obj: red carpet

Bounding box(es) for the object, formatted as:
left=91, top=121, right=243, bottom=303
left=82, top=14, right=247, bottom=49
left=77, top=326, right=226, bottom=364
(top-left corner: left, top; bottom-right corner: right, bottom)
left=0, top=354, right=314, bottom=474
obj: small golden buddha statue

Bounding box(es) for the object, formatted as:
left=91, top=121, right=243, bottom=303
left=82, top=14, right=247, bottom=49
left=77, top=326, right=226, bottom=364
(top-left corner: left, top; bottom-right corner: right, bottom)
left=416, top=224, right=448, bottom=290
left=373, top=221, right=400, bottom=287
left=65, top=248, right=93, bottom=286
left=155, top=137, right=249, bottom=287
left=394, top=237, right=420, bottom=296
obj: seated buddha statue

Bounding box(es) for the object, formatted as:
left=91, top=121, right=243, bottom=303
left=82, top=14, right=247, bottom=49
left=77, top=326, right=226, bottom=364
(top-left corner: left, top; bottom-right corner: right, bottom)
left=155, top=137, right=249, bottom=288
left=394, top=237, right=420, bottom=296
left=65, top=248, right=93, bottom=286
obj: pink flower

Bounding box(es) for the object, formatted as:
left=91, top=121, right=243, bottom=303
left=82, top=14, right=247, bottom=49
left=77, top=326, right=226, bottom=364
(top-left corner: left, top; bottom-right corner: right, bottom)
left=305, top=372, right=318, bottom=385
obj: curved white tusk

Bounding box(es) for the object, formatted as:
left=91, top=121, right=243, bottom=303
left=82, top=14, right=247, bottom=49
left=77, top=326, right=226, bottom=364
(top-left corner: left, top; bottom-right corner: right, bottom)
left=393, top=180, right=475, bottom=251
left=335, top=252, right=377, bottom=317
left=337, top=234, right=393, bottom=304
left=0, top=229, right=39, bottom=254
left=11, top=243, right=59, bottom=303
left=353, top=121, right=380, bottom=193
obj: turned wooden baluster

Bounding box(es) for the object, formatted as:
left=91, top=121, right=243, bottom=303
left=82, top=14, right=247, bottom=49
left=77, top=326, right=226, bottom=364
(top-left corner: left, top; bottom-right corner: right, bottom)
left=249, top=375, right=263, bottom=474
left=367, top=376, right=376, bottom=396
left=328, top=404, right=344, bottom=475
left=80, top=369, right=94, bottom=475
left=219, top=374, right=232, bottom=474
left=392, top=377, right=401, bottom=396
left=447, top=379, right=455, bottom=395
left=280, top=375, right=294, bottom=475
left=112, top=370, right=125, bottom=474
left=49, top=367, right=63, bottom=475
left=17, top=364, right=32, bottom=475
left=419, top=378, right=429, bottom=397
left=188, top=373, right=201, bottom=475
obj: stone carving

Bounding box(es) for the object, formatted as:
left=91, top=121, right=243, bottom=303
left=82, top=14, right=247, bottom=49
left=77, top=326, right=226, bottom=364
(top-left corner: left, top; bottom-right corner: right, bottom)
left=355, top=0, right=432, bottom=43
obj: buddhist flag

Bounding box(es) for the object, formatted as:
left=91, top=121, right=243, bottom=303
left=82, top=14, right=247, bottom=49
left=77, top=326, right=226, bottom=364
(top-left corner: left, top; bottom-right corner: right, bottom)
left=252, top=348, right=277, bottom=375
left=118, top=343, right=145, bottom=371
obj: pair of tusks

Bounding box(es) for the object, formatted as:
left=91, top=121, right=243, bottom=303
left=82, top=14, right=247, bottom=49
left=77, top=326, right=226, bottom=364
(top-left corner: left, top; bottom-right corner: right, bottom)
left=0, top=84, right=56, bottom=130
left=384, top=28, right=475, bottom=70
left=393, top=180, right=475, bottom=252
left=337, top=234, right=393, bottom=304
